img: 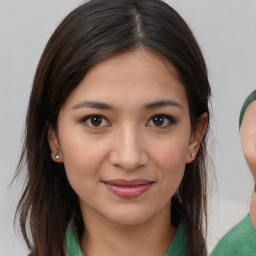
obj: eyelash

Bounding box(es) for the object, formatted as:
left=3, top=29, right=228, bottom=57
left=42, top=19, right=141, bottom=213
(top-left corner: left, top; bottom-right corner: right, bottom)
left=80, top=114, right=176, bottom=128
left=80, top=115, right=110, bottom=128
left=146, top=114, right=176, bottom=128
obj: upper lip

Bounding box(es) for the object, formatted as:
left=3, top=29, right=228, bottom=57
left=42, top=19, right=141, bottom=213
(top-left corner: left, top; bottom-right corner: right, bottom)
left=103, top=179, right=154, bottom=187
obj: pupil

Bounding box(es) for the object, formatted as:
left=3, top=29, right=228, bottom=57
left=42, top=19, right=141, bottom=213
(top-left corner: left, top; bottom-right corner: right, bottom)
left=153, top=116, right=164, bottom=126
left=91, top=116, right=102, bottom=126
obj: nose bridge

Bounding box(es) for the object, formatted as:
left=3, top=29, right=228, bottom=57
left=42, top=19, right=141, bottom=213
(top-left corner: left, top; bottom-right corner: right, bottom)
left=110, top=123, right=148, bottom=170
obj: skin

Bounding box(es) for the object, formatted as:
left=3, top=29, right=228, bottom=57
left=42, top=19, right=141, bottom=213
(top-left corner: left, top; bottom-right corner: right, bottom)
left=240, top=100, right=256, bottom=230
left=48, top=48, right=207, bottom=256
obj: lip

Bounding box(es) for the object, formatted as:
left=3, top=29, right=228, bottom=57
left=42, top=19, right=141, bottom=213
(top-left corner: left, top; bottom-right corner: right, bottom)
left=103, top=179, right=154, bottom=199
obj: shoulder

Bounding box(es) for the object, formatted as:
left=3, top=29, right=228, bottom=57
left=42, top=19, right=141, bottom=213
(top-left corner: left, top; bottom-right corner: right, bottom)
left=210, top=214, right=256, bottom=256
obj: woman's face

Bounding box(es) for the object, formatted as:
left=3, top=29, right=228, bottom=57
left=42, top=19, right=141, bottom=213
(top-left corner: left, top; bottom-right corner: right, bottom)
left=240, top=100, right=256, bottom=181
left=49, top=49, right=205, bottom=226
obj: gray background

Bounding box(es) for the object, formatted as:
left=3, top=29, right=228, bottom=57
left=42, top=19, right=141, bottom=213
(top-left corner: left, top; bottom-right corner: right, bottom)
left=1, top=0, right=255, bottom=254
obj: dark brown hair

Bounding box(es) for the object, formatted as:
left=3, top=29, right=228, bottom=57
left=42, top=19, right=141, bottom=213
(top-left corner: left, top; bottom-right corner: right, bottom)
left=15, top=0, right=211, bottom=255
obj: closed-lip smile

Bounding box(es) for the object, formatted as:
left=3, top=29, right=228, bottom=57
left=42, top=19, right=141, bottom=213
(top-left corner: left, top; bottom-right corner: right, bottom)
left=102, top=179, right=154, bottom=199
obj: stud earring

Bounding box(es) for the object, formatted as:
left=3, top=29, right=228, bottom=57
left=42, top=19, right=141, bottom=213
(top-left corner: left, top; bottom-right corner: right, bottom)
left=55, top=153, right=60, bottom=160
left=191, top=153, right=195, bottom=157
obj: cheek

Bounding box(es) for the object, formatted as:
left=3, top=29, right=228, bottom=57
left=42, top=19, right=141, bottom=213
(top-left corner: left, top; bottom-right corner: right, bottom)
left=59, top=133, right=108, bottom=188
left=151, top=138, right=189, bottom=193
left=152, top=137, right=189, bottom=170
left=159, top=148, right=186, bottom=186
left=60, top=141, right=109, bottom=204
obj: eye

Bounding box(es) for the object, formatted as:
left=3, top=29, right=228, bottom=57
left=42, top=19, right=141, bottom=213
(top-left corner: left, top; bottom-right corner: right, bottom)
left=147, top=114, right=176, bottom=128
left=81, top=115, right=110, bottom=128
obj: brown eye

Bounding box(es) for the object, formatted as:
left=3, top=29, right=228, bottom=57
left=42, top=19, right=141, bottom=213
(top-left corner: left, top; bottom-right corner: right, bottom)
left=152, top=116, right=164, bottom=126
left=147, top=114, right=176, bottom=128
left=81, top=115, right=109, bottom=128
left=91, top=116, right=102, bottom=126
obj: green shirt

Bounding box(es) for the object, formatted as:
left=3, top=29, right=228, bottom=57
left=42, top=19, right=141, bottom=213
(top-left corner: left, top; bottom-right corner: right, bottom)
left=210, top=213, right=256, bottom=256
left=65, top=222, right=188, bottom=256
left=239, top=89, right=256, bottom=129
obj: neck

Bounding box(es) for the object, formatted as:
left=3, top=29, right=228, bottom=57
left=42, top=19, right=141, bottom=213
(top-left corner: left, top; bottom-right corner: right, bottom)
left=80, top=204, right=176, bottom=256
left=250, top=191, right=256, bottom=230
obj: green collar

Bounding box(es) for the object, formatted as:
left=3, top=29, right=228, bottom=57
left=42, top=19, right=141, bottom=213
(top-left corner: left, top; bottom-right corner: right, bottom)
left=65, top=222, right=188, bottom=256
left=66, top=223, right=83, bottom=256
left=239, top=90, right=256, bottom=129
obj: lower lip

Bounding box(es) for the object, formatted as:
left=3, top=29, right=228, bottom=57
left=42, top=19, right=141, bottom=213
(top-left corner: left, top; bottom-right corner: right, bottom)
left=104, top=183, right=152, bottom=199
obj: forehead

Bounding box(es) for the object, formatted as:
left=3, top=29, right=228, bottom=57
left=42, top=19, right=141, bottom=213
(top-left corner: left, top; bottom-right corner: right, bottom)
left=63, top=48, right=188, bottom=110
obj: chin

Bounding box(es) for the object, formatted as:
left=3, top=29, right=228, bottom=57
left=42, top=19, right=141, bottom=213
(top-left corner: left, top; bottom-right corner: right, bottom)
left=103, top=205, right=165, bottom=227
left=108, top=213, right=152, bottom=227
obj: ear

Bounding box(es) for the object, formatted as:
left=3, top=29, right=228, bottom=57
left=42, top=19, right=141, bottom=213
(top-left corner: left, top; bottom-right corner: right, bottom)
left=48, top=127, right=63, bottom=163
left=186, top=112, right=208, bottom=163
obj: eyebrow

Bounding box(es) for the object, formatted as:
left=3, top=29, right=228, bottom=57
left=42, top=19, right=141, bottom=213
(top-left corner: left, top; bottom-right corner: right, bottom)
left=71, top=99, right=182, bottom=111
left=71, top=101, right=114, bottom=110
left=143, top=99, right=183, bottom=111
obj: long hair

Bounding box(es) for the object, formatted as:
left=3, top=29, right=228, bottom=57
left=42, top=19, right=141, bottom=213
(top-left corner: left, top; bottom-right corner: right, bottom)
left=15, top=1, right=211, bottom=255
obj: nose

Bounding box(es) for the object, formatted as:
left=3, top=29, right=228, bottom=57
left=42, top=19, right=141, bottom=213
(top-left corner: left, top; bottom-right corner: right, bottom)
left=108, top=125, right=148, bottom=171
